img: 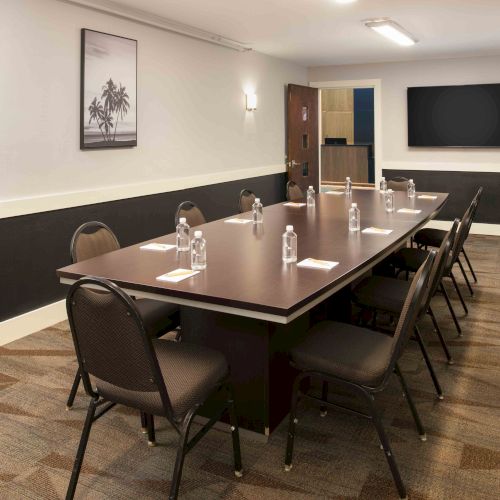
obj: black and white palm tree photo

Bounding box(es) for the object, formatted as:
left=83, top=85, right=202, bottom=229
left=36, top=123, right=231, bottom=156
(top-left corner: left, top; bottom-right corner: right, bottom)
left=81, top=29, right=137, bottom=149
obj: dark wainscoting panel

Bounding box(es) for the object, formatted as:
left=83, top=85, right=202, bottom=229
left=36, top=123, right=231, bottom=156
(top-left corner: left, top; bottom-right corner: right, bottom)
left=0, top=173, right=286, bottom=322
left=382, top=169, right=499, bottom=224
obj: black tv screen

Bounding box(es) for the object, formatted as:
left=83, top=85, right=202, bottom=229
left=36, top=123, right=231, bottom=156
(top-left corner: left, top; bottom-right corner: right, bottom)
left=408, top=84, right=500, bottom=147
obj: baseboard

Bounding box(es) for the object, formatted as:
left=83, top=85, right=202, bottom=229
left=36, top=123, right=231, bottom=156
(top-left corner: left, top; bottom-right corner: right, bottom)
left=0, top=300, right=67, bottom=346
left=425, top=220, right=500, bottom=236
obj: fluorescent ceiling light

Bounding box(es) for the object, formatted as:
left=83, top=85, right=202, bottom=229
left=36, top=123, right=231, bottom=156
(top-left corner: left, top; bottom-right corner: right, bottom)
left=365, top=19, right=418, bottom=46
left=335, top=0, right=357, bottom=4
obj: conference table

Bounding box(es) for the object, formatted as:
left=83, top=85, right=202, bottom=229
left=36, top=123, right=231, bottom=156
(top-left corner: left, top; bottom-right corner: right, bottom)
left=57, top=190, right=448, bottom=437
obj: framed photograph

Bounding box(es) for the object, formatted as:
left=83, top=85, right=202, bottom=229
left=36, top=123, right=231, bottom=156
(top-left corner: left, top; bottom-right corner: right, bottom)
left=80, top=29, right=137, bottom=149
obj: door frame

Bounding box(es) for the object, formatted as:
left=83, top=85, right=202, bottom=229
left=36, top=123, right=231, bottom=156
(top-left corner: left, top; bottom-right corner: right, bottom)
left=309, top=79, right=382, bottom=189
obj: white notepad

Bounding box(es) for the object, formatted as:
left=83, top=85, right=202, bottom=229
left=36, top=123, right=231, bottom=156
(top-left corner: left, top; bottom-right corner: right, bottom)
left=224, top=218, right=252, bottom=224
left=325, top=190, right=344, bottom=196
left=362, top=227, right=393, bottom=235
left=397, top=208, right=422, bottom=214
left=156, top=268, right=200, bottom=283
left=417, top=195, right=437, bottom=200
left=140, top=243, right=176, bottom=252
left=297, top=258, right=339, bottom=270
left=283, top=202, right=306, bottom=207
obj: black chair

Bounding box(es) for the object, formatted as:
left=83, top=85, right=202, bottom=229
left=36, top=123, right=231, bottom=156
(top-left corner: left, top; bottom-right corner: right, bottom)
left=286, top=180, right=304, bottom=201
left=66, top=221, right=180, bottom=410
left=414, top=187, right=483, bottom=289
left=65, top=277, right=242, bottom=500
left=175, top=201, right=206, bottom=227
left=352, top=221, right=459, bottom=399
left=387, top=176, right=409, bottom=192
left=397, top=193, right=480, bottom=332
left=284, top=252, right=435, bottom=500
left=238, top=189, right=256, bottom=213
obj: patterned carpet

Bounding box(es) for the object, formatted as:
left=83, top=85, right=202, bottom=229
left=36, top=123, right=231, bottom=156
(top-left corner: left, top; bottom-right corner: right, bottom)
left=0, top=235, right=499, bottom=499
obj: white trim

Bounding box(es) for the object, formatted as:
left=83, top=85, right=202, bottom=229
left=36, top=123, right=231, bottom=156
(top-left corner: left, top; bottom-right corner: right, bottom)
left=1, top=164, right=286, bottom=220
left=425, top=220, right=500, bottom=236
left=383, top=161, right=500, bottom=173
left=0, top=300, right=67, bottom=347
left=309, top=79, right=382, bottom=187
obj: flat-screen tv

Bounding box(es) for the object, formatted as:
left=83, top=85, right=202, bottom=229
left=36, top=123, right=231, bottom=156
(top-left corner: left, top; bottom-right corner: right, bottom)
left=408, top=84, right=500, bottom=147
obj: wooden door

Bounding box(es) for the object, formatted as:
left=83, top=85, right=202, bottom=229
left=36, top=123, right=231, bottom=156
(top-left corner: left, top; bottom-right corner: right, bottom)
left=286, top=84, right=319, bottom=192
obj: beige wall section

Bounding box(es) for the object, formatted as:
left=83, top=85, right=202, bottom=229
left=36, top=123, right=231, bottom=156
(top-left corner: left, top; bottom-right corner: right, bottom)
left=310, top=55, right=500, bottom=173
left=0, top=0, right=307, bottom=206
left=321, top=89, right=354, bottom=144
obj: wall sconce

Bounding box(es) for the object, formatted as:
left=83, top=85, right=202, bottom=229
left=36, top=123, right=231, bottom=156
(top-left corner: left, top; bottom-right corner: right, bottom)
left=246, top=93, right=257, bottom=111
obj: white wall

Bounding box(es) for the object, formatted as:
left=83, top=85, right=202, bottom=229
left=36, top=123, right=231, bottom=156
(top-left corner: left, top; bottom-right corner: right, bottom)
left=309, top=55, right=500, bottom=173
left=0, top=0, right=307, bottom=216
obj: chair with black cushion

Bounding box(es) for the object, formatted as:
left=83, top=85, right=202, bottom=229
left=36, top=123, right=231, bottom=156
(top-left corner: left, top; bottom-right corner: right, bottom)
left=65, top=277, right=242, bottom=500
left=286, top=180, right=304, bottom=201
left=352, top=222, right=459, bottom=399
left=284, top=253, right=435, bottom=500
left=238, top=189, right=256, bottom=213
left=387, top=176, right=409, bottom=192
left=414, top=187, right=483, bottom=288
left=175, top=201, right=206, bottom=227
left=66, top=221, right=180, bottom=410
left=396, top=192, right=479, bottom=329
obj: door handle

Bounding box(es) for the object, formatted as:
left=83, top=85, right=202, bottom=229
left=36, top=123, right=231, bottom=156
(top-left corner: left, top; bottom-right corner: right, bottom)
left=287, top=160, right=300, bottom=168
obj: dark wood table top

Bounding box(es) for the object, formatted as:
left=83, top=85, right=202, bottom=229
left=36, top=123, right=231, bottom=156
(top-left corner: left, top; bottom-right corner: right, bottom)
left=57, top=190, right=448, bottom=323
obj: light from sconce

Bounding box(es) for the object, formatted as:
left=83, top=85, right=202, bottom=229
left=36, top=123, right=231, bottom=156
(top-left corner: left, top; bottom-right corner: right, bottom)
left=246, top=93, right=257, bottom=111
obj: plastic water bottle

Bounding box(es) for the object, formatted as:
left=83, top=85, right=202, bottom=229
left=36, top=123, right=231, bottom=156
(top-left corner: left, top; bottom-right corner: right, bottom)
left=349, top=203, right=360, bottom=232
left=379, top=176, right=387, bottom=193
left=191, top=230, right=207, bottom=270
left=385, top=189, right=395, bottom=213
left=176, top=217, right=190, bottom=252
left=252, top=198, right=263, bottom=224
left=306, top=186, right=315, bottom=207
left=282, top=225, right=297, bottom=263
left=407, top=179, right=416, bottom=198
left=345, top=177, right=352, bottom=196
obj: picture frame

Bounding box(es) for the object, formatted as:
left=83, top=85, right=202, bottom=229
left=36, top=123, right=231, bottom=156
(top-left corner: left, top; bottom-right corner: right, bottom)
left=80, top=28, right=137, bottom=149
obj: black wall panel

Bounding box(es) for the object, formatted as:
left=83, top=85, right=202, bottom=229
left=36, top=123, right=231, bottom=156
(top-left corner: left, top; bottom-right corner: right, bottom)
left=382, top=169, right=498, bottom=224
left=0, top=173, right=286, bottom=322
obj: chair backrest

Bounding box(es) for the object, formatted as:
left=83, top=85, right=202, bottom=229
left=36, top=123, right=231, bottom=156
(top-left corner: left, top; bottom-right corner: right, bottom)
left=447, top=195, right=477, bottom=271
left=463, top=187, right=483, bottom=241
left=387, top=177, right=409, bottom=192
left=382, top=250, right=436, bottom=386
left=66, top=277, right=174, bottom=421
left=420, top=219, right=459, bottom=315
left=175, top=201, right=206, bottom=227
left=286, top=181, right=304, bottom=201
left=70, top=221, right=120, bottom=264
left=239, top=189, right=256, bottom=213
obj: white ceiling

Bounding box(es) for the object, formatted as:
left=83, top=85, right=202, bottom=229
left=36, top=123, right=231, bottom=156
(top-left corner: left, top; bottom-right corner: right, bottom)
left=107, top=0, right=500, bottom=67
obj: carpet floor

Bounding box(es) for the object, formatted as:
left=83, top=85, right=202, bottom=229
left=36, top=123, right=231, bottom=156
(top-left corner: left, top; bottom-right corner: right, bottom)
left=0, top=235, right=499, bottom=499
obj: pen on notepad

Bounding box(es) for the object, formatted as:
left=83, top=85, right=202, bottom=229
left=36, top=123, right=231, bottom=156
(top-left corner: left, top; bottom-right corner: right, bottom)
left=166, top=270, right=194, bottom=277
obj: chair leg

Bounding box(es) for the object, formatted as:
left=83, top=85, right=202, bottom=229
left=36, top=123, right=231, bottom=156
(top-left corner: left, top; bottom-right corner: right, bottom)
left=394, top=364, right=426, bottom=441
left=66, top=398, right=97, bottom=500
left=227, top=383, right=243, bottom=477
left=66, top=369, right=82, bottom=410
left=414, top=326, right=444, bottom=400
left=440, top=282, right=462, bottom=336
left=320, top=381, right=328, bottom=417
left=450, top=271, right=468, bottom=315
left=458, top=258, right=474, bottom=296
left=169, top=413, right=195, bottom=500
left=147, top=414, right=156, bottom=447
left=284, top=376, right=302, bottom=471
left=140, top=411, right=147, bottom=433
left=462, top=249, right=477, bottom=283
left=365, top=392, right=407, bottom=500
left=427, top=306, right=453, bottom=364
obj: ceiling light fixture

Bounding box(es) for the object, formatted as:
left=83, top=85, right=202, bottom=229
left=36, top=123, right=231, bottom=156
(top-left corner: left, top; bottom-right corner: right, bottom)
left=335, top=0, right=357, bottom=4
left=365, top=19, right=418, bottom=47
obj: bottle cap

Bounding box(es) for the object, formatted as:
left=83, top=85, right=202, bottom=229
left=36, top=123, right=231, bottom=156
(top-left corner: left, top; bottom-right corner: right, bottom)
left=346, top=177, right=351, bottom=180
left=381, top=176, right=385, bottom=180
left=286, top=225, right=293, bottom=232
left=179, top=217, right=186, bottom=224
left=387, top=189, right=393, bottom=193
left=194, top=230, right=202, bottom=238
left=309, top=186, right=313, bottom=189
left=410, top=179, right=414, bottom=182
left=255, top=198, right=260, bottom=203
left=352, top=203, right=357, bottom=208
